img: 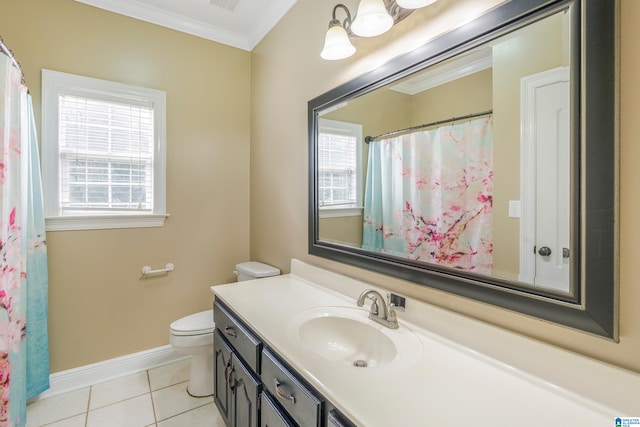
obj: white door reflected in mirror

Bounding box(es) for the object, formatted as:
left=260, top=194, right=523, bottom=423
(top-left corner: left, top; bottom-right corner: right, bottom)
left=520, top=67, right=570, bottom=293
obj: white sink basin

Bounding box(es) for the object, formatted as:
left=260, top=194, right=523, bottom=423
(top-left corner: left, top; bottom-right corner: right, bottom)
left=288, top=306, right=422, bottom=368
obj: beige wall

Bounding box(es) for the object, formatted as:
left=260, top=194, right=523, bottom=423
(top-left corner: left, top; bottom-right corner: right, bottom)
left=251, top=0, right=640, bottom=374
left=318, top=216, right=363, bottom=247
left=1, top=1, right=251, bottom=372
left=410, top=68, right=492, bottom=123
left=324, top=86, right=413, bottom=137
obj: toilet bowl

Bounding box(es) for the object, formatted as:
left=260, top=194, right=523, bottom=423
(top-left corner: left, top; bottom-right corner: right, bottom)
left=170, top=310, right=215, bottom=397
left=169, top=261, right=280, bottom=397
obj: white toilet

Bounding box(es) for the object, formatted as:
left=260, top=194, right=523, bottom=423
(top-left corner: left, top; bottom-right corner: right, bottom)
left=169, top=261, right=280, bottom=397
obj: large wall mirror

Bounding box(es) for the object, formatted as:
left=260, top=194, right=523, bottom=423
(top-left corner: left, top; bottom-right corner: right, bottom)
left=308, top=0, right=617, bottom=339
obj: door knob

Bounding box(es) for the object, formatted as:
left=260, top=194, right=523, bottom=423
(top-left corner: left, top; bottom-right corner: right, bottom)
left=538, top=246, right=552, bottom=256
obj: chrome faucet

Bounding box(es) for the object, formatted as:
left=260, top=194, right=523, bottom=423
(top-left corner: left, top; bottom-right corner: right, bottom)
left=356, top=289, right=399, bottom=329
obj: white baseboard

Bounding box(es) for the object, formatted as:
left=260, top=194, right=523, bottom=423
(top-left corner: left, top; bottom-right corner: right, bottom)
left=30, top=345, right=188, bottom=402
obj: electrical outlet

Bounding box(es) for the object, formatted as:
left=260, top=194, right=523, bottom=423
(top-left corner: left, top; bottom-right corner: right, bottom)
left=388, top=293, right=406, bottom=311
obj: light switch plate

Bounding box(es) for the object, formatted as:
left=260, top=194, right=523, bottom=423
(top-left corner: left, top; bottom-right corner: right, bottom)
left=509, top=200, right=521, bottom=218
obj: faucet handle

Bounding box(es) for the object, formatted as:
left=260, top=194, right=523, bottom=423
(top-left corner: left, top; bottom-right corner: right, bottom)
left=387, top=303, right=398, bottom=323
left=368, top=295, right=380, bottom=316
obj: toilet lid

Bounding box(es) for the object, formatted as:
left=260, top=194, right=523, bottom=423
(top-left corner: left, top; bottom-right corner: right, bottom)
left=170, top=310, right=215, bottom=336
left=236, top=261, right=280, bottom=278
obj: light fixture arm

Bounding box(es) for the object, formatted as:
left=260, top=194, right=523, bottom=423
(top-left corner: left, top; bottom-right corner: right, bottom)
left=384, top=0, right=416, bottom=26
left=329, top=4, right=353, bottom=34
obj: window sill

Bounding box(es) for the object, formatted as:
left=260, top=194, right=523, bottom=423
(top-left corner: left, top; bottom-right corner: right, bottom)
left=319, top=207, right=363, bottom=219
left=45, top=213, right=170, bottom=231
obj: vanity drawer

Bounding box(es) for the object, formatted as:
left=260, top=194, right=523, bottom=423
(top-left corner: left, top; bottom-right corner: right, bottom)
left=326, top=402, right=356, bottom=427
left=261, top=349, right=322, bottom=427
left=214, top=299, right=261, bottom=373
left=260, top=391, right=296, bottom=427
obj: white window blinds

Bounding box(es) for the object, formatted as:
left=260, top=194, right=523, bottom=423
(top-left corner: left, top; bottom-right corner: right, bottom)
left=42, top=69, right=167, bottom=231
left=318, top=131, right=357, bottom=207
left=59, top=95, right=154, bottom=213
left=317, top=119, right=363, bottom=211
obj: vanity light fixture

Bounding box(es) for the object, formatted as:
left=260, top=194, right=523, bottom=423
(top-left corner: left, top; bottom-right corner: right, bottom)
left=321, top=0, right=438, bottom=60
left=351, top=0, right=394, bottom=37
left=321, top=4, right=357, bottom=60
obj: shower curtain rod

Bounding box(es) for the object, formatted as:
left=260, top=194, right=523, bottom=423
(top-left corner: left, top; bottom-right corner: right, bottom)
left=364, top=109, right=493, bottom=143
left=0, top=35, right=25, bottom=84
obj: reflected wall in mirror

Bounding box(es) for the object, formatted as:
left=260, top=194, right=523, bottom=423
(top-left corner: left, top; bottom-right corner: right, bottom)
left=309, top=0, right=617, bottom=338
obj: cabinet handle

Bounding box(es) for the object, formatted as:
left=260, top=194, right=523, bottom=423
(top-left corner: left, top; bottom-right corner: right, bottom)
left=224, top=360, right=232, bottom=387
left=224, top=326, right=237, bottom=338
left=273, top=378, right=295, bottom=404
left=227, top=365, right=236, bottom=390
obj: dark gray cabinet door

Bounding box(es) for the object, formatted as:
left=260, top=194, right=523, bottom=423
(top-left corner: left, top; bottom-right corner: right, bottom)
left=230, top=356, right=261, bottom=427
left=214, top=329, right=233, bottom=425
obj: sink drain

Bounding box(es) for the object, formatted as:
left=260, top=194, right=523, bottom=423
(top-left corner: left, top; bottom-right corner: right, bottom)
left=353, top=359, right=368, bottom=368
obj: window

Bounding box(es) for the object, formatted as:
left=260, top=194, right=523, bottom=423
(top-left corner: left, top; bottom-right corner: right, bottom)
left=318, top=119, right=363, bottom=218
left=42, top=70, right=167, bottom=231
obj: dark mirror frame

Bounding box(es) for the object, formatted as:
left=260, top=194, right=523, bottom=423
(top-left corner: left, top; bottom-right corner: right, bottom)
left=308, top=0, right=617, bottom=339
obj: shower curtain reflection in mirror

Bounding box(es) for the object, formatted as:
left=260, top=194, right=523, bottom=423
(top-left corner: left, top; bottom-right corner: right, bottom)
left=363, top=117, right=493, bottom=274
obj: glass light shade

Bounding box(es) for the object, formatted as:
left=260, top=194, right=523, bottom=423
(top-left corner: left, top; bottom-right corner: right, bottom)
left=321, top=24, right=356, bottom=60
left=351, top=0, right=394, bottom=37
left=396, top=0, right=437, bottom=8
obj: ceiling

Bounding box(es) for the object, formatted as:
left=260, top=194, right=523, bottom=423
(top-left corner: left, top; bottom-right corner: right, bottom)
left=74, top=0, right=299, bottom=51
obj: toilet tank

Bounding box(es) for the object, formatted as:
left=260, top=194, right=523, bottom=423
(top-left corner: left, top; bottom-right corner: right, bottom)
left=235, top=261, right=280, bottom=282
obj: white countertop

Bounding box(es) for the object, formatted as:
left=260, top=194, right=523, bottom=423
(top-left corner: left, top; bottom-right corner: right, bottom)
left=211, top=259, right=640, bottom=426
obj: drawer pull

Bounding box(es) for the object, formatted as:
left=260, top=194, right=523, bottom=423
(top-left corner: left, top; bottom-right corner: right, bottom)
left=224, top=326, right=237, bottom=338
left=273, top=378, right=295, bottom=404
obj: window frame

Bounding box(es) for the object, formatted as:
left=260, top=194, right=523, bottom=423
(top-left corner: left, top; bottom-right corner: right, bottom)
left=317, top=118, right=363, bottom=219
left=42, top=69, right=168, bottom=231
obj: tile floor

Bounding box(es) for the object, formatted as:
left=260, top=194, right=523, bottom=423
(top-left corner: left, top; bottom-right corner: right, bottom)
left=26, top=358, right=226, bottom=427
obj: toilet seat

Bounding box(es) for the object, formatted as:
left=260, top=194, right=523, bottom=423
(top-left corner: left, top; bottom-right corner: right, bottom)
left=170, top=309, right=214, bottom=336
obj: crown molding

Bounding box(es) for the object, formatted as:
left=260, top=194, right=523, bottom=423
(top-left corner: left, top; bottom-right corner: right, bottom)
left=390, top=47, right=493, bottom=95
left=75, top=0, right=297, bottom=51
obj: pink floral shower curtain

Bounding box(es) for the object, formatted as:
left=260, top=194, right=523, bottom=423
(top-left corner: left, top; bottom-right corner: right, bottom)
left=363, top=117, right=493, bottom=274
left=1, top=53, right=50, bottom=426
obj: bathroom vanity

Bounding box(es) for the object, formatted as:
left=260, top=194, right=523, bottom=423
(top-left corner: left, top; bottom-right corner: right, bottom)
left=213, top=295, right=352, bottom=426
left=211, top=260, right=640, bottom=426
